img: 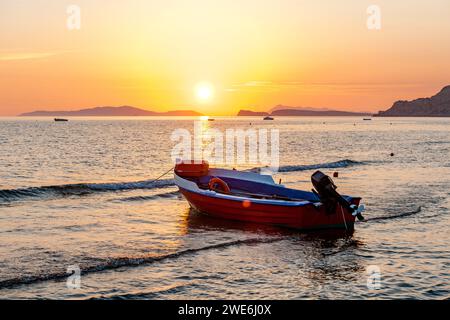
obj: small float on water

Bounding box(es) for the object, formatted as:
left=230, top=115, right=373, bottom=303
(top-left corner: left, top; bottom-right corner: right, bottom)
left=263, top=116, right=274, bottom=121
left=174, top=161, right=365, bottom=231
left=54, top=118, right=69, bottom=122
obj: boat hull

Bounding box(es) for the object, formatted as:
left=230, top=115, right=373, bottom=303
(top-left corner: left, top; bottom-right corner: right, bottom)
left=179, top=188, right=359, bottom=231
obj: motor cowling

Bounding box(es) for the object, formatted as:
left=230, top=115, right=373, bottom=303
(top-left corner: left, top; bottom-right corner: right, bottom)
left=311, top=170, right=364, bottom=220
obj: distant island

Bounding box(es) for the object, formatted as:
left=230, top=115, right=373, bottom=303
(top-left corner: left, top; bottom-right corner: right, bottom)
left=238, top=107, right=370, bottom=117
left=376, top=85, right=450, bottom=117
left=238, top=110, right=270, bottom=116
left=19, top=106, right=203, bottom=117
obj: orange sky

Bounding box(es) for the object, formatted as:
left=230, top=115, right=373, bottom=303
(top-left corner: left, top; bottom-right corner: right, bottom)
left=1, top=0, right=450, bottom=116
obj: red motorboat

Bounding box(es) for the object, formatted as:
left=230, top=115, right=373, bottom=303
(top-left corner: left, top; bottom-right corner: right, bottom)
left=174, top=161, right=364, bottom=231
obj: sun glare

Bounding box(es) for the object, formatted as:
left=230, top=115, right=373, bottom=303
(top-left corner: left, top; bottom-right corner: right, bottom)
left=195, top=82, right=214, bottom=102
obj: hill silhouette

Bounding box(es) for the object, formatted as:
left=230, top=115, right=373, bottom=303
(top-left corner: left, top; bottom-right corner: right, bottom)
left=376, top=85, right=450, bottom=117
left=20, top=106, right=203, bottom=117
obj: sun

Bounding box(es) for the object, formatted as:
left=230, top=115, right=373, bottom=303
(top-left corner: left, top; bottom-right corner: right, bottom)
left=195, top=82, right=214, bottom=102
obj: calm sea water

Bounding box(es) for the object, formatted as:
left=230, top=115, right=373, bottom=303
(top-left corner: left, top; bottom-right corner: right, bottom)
left=0, top=117, right=448, bottom=299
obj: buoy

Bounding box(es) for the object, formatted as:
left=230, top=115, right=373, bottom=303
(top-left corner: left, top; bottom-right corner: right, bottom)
left=279, top=179, right=282, bottom=184
left=208, top=177, right=231, bottom=194
left=333, top=172, right=339, bottom=178
left=390, top=153, right=395, bottom=157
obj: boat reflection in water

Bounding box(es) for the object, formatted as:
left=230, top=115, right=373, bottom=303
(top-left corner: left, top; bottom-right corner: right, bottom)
left=182, top=206, right=365, bottom=292
left=185, top=207, right=357, bottom=240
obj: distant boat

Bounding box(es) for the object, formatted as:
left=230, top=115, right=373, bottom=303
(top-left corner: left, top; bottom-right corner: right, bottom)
left=263, top=116, right=274, bottom=121
left=363, top=118, right=372, bottom=121
left=208, top=118, right=215, bottom=122
left=54, top=118, right=69, bottom=122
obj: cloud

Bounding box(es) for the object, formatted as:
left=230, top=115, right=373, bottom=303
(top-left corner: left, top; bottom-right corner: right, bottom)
left=0, top=51, right=64, bottom=61
left=227, top=81, right=427, bottom=92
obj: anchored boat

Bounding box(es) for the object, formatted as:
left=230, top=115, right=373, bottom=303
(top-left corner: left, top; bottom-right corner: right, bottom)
left=174, top=161, right=364, bottom=231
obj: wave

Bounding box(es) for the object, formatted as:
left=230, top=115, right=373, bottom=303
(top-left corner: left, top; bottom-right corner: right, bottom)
left=91, top=283, right=192, bottom=300
left=0, top=237, right=283, bottom=289
left=115, top=190, right=180, bottom=202
left=365, top=207, right=422, bottom=222
left=0, top=179, right=174, bottom=203
left=250, top=159, right=364, bottom=173
left=278, top=159, right=363, bottom=173
left=415, top=140, right=450, bottom=146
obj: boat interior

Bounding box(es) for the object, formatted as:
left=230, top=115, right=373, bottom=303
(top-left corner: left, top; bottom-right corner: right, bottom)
left=175, top=162, right=357, bottom=204
left=186, top=170, right=321, bottom=202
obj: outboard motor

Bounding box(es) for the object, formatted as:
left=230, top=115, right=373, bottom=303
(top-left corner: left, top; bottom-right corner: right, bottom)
left=311, top=170, right=364, bottom=221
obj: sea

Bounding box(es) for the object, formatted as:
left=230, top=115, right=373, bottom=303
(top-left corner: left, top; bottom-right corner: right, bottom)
left=0, top=116, right=448, bottom=299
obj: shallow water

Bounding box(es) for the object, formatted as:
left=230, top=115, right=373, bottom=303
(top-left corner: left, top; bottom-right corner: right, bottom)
left=0, top=116, right=449, bottom=299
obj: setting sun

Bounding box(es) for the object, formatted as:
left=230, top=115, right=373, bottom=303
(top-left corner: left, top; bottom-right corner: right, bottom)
left=195, top=82, right=214, bottom=102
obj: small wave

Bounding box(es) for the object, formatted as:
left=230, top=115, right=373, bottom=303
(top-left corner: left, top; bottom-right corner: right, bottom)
left=278, top=159, right=363, bottom=173
left=0, top=179, right=174, bottom=204
left=365, top=207, right=422, bottom=222
left=250, top=159, right=364, bottom=173
left=86, top=179, right=174, bottom=191
left=91, top=283, right=192, bottom=300
left=415, top=140, right=450, bottom=146
left=0, top=237, right=283, bottom=289
left=115, top=190, right=180, bottom=202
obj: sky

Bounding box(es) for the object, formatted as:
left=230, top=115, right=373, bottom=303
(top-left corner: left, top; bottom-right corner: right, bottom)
left=1, top=0, right=450, bottom=116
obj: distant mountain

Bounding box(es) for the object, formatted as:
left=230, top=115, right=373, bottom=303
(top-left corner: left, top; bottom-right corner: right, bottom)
left=269, top=105, right=331, bottom=113
left=271, top=109, right=370, bottom=116
left=19, top=106, right=203, bottom=117
left=376, top=85, right=450, bottom=117
left=237, top=107, right=370, bottom=117
left=237, top=110, right=269, bottom=116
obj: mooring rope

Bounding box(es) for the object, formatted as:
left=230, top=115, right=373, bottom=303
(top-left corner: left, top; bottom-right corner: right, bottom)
left=149, top=167, right=174, bottom=185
